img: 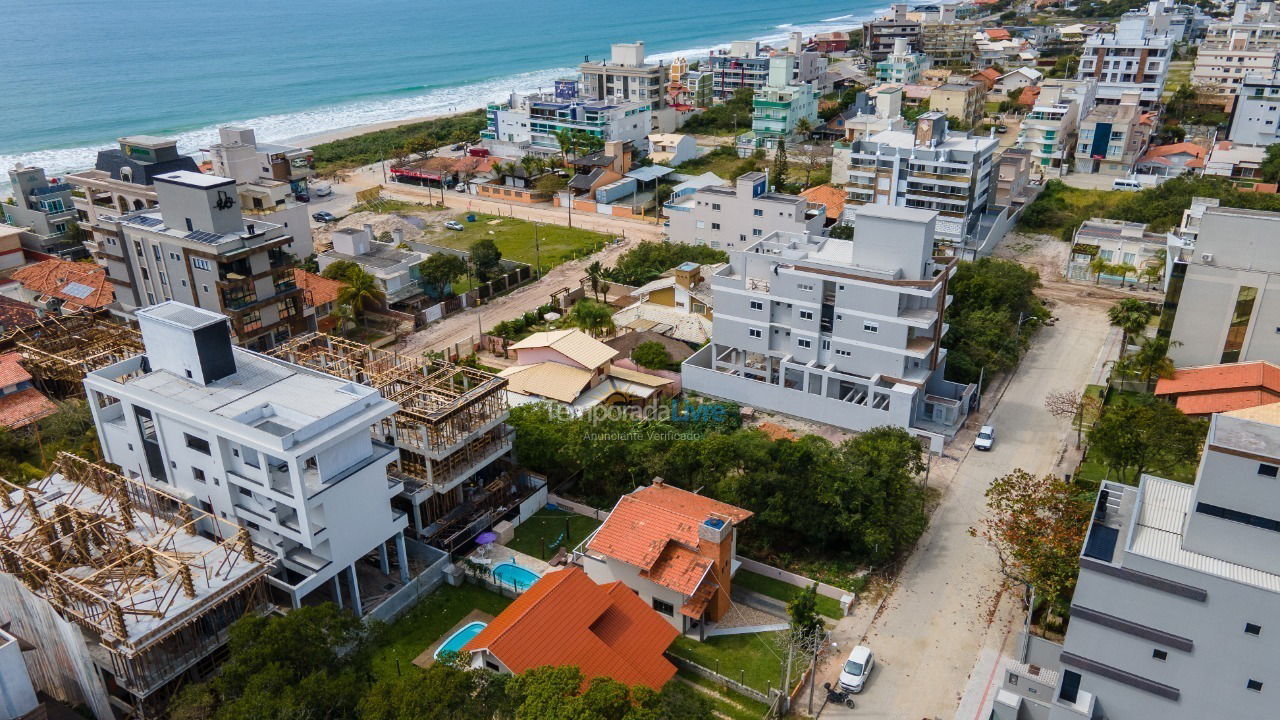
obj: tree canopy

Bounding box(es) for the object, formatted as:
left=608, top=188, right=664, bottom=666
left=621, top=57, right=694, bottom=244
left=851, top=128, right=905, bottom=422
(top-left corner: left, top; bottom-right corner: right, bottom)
left=943, top=258, right=1047, bottom=384
left=470, top=238, right=503, bottom=282
left=631, top=341, right=675, bottom=371
left=320, top=259, right=363, bottom=282
left=1088, top=398, right=1207, bottom=484
left=601, top=242, right=727, bottom=286
left=419, top=253, right=468, bottom=299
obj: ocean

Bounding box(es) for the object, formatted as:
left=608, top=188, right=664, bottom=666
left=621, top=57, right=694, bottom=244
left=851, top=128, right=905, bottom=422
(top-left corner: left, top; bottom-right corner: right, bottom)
left=0, top=0, right=885, bottom=179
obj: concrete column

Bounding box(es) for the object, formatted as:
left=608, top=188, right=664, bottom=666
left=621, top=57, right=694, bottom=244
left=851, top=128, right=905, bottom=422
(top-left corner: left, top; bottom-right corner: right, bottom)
left=396, top=532, right=411, bottom=583
left=331, top=574, right=344, bottom=610
left=379, top=540, right=391, bottom=575
left=412, top=500, right=423, bottom=534
left=347, top=564, right=363, bottom=617
left=290, top=590, right=302, bottom=610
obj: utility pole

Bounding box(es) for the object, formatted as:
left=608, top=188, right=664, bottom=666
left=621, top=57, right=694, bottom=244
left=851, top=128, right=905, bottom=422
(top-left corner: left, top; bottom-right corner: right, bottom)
left=534, top=222, right=542, bottom=278
left=807, top=629, right=821, bottom=714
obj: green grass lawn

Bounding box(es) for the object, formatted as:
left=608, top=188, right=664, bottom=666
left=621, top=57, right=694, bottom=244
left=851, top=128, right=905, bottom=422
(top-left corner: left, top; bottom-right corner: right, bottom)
left=1075, top=387, right=1200, bottom=486
left=422, top=213, right=611, bottom=274
left=677, top=669, right=772, bottom=720
left=669, top=633, right=802, bottom=695
left=1164, top=60, right=1192, bottom=98
left=503, top=507, right=602, bottom=560
left=733, top=570, right=843, bottom=619
left=367, top=583, right=511, bottom=681
left=672, top=147, right=757, bottom=180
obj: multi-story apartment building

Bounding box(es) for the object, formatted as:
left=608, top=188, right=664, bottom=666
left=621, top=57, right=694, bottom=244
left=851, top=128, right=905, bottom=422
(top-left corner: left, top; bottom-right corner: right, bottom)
left=838, top=85, right=909, bottom=142
left=995, top=403, right=1280, bottom=720
left=875, top=38, right=930, bottom=85
left=1077, top=14, right=1173, bottom=106
left=928, top=80, right=985, bottom=130
left=84, top=302, right=410, bottom=617
left=708, top=35, right=821, bottom=100
left=738, top=57, right=820, bottom=151
left=1191, top=32, right=1280, bottom=111
left=1016, top=79, right=1098, bottom=169
left=920, top=19, right=979, bottom=67
left=106, top=171, right=305, bottom=351
left=1, top=165, right=81, bottom=257
left=832, top=114, right=998, bottom=253
left=1162, top=206, right=1280, bottom=366
left=681, top=206, right=975, bottom=451
left=1074, top=92, right=1154, bottom=175
left=206, top=126, right=315, bottom=258
left=664, top=172, right=826, bottom=250
left=579, top=42, right=666, bottom=107
left=481, top=89, right=651, bottom=159
left=864, top=4, right=922, bottom=61
left=1228, top=70, right=1280, bottom=144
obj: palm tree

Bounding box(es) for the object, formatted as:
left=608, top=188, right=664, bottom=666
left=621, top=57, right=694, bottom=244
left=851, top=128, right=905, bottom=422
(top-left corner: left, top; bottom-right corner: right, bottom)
left=553, top=129, right=577, bottom=164
left=1088, top=256, right=1109, bottom=285
left=1113, top=262, right=1138, bottom=289
left=794, top=116, right=814, bottom=141
left=1107, top=298, right=1154, bottom=350
left=585, top=261, right=610, bottom=302
left=1116, top=336, right=1179, bottom=386
left=337, top=268, right=386, bottom=330
left=567, top=299, right=616, bottom=338
left=331, top=303, right=356, bottom=335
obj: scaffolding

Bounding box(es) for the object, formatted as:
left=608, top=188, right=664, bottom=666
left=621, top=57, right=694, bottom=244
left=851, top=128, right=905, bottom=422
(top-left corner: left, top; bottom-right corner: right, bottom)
left=0, top=311, right=144, bottom=398
left=0, top=453, right=270, bottom=715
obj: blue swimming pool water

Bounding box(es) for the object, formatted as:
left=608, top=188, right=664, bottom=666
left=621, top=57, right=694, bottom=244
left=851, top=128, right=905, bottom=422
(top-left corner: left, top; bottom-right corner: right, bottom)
left=492, top=562, right=541, bottom=592
left=435, top=621, right=487, bottom=659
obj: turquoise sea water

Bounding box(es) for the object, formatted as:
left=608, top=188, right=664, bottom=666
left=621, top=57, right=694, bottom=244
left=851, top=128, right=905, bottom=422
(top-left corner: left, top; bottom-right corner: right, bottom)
left=1, top=0, right=885, bottom=176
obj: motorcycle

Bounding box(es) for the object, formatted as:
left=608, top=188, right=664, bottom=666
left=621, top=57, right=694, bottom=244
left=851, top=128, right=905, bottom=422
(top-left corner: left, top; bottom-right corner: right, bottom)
left=823, top=682, right=856, bottom=710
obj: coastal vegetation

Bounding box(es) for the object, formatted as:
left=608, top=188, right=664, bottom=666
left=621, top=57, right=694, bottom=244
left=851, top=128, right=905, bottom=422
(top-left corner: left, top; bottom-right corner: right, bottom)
left=672, top=145, right=766, bottom=181
left=942, top=258, right=1048, bottom=385
left=311, top=111, right=487, bottom=173
left=679, top=88, right=755, bottom=136
left=600, top=241, right=727, bottom=286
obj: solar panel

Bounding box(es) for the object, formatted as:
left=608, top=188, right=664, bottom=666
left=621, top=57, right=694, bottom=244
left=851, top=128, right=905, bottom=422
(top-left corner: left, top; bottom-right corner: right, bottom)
left=61, top=282, right=95, bottom=299
left=132, top=216, right=163, bottom=227
left=185, top=230, right=224, bottom=244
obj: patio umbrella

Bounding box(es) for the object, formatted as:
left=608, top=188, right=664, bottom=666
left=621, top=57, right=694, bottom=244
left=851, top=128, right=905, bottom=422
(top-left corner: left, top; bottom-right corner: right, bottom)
left=475, top=531, right=499, bottom=545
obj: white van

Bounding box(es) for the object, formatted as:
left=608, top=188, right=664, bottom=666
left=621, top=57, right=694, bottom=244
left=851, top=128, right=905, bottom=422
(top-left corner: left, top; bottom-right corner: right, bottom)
left=312, top=182, right=333, bottom=197
left=1111, top=178, right=1143, bottom=192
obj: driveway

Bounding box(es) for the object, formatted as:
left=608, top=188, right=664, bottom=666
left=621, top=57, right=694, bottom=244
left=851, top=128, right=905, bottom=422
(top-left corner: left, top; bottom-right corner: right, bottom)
left=816, top=301, right=1112, bottom=719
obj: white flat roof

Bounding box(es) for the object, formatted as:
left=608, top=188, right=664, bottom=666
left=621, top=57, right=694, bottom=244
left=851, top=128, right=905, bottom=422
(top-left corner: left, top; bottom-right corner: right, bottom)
left=138, top=302, right=226, bottom=330
left=155, top=170, right=233, bottom=188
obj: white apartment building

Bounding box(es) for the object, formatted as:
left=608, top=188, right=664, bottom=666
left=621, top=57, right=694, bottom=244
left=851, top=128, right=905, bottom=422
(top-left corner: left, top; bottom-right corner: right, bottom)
left=681, top=206, right=976, bottom=451
left=709, top=35, right=822, bottom=100
left=1, top=164, right=81, bottom=257
left=206, top=126, right=315, bottom=258
left=1075, top=92, right=1154, bottom=176
left=84, top=303, right=413, bottom=616
left=1191, top=35, right=1279, bottom=111
left=1077, top=13, right=1173, bottom=106
left=832, top=114, right=999, bottom=253
left=663, top=172, right=826, bottom=250
left=482, top=91, right=652, bottom=159
left=1229, top=70, right=1280, bottom=144
left=578, top=42, right=686, bottom=131
left=1016, top=79, right=1099, bottom=169
left=875, top=37, right=930, bottom=85
left=108, top=171, right=306, bottom=351
left=839, top=85, right=909, bottom=142
left=995, top=404, right=1280, bottom=720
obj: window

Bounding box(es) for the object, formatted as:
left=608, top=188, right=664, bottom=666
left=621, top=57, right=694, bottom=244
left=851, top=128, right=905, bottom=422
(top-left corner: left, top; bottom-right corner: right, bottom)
left=752, top=228, right=763, bottom=236
left=1246, top=623, right=1262, bottom=635
left=238, top=487, right=251, bottom=497
left=711, top=222, right=721, bottom=230
left=169, top=251, right=180, bottom=261
left=748, top=328, right=762, bottom=339
left=199, top=500, right=213, bottom=514
left=711, top=203, right=721, bottom=211
left=192, top=257, right=212, bottom=272
left=1260, top=464, right=1278, bottom=478
left=1152, top=649, right=1167, bottom=661
left=753, top=208, right=763, bottom=216
left=750, top=300, right=764, bottom=311
left=821, top=339, right=831, bottom=350
left=159, top=272, right=167, bottom=286
left=152, top=245, right=161, bottom=261
left=192, top=467, right=206, bottom=483
left=652, top=598, right=674, bottom=616
left=836, top=348, right=851, bottom=357
left=799, top=310, right=814, bottom=320
left=797, top=338, right=812, bottom=349
left=696, top=220, right=705, bottom=229
left=1222, top=285, right=1259, bottom=363
left=1248, top=679, right=1264, bottom=692
left=185, top=218, right=194, bottom=232
left=184, top=434, right=211, bottom=455
left=864, top=321, right=879, bottom=333
left=797, top=283, right=814, bottom=291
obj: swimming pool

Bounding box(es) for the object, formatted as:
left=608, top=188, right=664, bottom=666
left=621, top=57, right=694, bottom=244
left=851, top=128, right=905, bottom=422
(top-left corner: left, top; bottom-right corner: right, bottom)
left=492, top=562, right=540, bottom=592
left=435, top=621, right=487, bottom=659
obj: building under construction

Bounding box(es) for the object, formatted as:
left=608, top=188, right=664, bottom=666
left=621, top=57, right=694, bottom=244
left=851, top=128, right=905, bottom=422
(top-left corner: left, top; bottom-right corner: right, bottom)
left=0, top=310, right=143, bottom=398
left=0, top=453, right=270, bottom=720
left=270, top=334, right=536, bottom=553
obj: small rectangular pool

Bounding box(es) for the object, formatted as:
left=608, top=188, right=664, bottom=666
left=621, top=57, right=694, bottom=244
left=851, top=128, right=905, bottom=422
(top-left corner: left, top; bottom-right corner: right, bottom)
left=435, top=621, right=487, bottom=659
left=492, top=561, right=540, bottom=592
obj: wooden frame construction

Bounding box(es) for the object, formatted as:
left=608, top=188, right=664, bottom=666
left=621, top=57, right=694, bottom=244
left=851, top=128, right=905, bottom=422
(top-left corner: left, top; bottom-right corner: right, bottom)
left=0, top=311, right=144, bottom=397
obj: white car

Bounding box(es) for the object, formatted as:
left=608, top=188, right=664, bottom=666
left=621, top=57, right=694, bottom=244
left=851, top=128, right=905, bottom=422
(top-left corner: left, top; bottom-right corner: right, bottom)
left=975, top=425, right=996, bottom=451
left=312, top=182, right=333, bottom=197
left=838, top=645, right=874, bottom=693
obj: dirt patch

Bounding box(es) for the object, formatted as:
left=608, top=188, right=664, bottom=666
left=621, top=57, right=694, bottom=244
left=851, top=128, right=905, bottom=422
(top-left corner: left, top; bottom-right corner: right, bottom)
left=995, top=230, right=1137, bottom=310
left=315, top=208, right=458, bottom=251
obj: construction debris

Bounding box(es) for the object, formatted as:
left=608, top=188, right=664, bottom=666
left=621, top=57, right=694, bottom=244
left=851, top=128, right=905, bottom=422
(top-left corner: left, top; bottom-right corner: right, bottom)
left=0, top=311, right=143, bottom=397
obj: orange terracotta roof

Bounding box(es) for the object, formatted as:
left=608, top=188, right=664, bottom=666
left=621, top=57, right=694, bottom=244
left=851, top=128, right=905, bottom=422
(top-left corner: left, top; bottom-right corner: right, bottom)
left=0, top=387, right=57, bottom=429
left=985, top=28, right=1012, bottom=40
left=462, top=567, right=677, bottom=690
left=0, top=353, right=32, bottom=388
left=1017, top=86, right=1042, bottom=106
left=1175, top=389, right=1280, bottom=416
left=294, top=269, right=343, bottom=307
left=1155, top=361, right=1280, bottom=416
left=681, top=582, right=717, bottom=619
left=646, top=543, right=713, bottom=596
left=1137, top=142, right=1205, bottom=166
left=800, top=185, right=846, bottom=221
left=12, top=259, right=113, bottom=309
left=0, top=296, right=38, bottom=331
left=757, top=421, right=798, bottom=441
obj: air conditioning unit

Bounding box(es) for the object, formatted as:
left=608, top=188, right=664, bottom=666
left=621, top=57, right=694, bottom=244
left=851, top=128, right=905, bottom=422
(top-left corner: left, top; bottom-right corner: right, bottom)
left=1201, top=252, right=1214, bottom=263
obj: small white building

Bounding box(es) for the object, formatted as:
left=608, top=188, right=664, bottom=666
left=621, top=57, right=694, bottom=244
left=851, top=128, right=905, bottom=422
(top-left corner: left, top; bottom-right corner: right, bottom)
left=317, top=225, right=428, bottom=304
left=1228, top=70, right=1280, bottom=146
left=663, top=172, right=826, bottom=250
left=995, top=67, right=1044, bottom=94
left=647, top=133, right=697, bottom=166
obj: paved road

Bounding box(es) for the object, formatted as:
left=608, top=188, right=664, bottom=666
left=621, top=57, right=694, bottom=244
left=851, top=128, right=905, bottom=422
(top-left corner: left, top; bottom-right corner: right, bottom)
left=817, top=302, right=1111, bottom=720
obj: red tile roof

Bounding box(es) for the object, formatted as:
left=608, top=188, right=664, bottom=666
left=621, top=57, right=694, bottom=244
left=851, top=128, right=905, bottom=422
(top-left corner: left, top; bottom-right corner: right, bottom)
left=1137, top=142, right=1206, bottom=166
left=0, top=296, right=38, bottom=332
left=1155, top=361, right=1280, bottom=416
left=294, top=269, right=343, bottom=308
left=985, top=28, right=1012, bottom=40
left=800, top=185, right=846, bottom=221
left=12, top=259, right=113, bottom=310
left=0, top=353, right=32, bottom=388
left=0, top=388, right=57, bottom=429
left=1017, top=86, right=1042, bottom=106
left=462, top=567, right=677, bottom=690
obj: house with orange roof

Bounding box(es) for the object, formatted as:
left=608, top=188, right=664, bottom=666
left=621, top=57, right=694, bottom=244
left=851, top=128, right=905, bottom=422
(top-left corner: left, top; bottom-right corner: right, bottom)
left=1155, top=361, right=1280, bottom=417
left=0, top=352, right=57, bottom=430
left=462, top=566, right=678, bottom=690
left=799, top=185, right=846, bottom=226
left=970, top=68, right=1001, bottom=92
left=1135, top=142, right=1206, bottom=179
left=576, top=478, right=752, bottom=638
left=7, top=258, right=113, bottom=314
left=293, top=269, right=343, bottom=332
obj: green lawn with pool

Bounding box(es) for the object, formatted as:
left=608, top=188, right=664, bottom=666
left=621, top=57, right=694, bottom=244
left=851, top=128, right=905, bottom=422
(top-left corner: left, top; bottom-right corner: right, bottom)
left=503, top=507, right=602, bottom=560
left=368, top=583, right=510, bottom=681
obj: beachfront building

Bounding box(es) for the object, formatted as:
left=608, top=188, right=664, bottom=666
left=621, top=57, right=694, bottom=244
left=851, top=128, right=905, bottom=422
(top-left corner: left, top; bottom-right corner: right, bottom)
left=578, top=42, right=689, bottom=132
left=664, top=172, right=826, bottom=250
left=875, top=38, right=930, bottom=85
left=1077, top=13, right=1173, bottom=106
left=831, top=114, right=1000, bottom=254
left=1163, top=206, right=1280, bottom=367
left=681, top=206, right=976, bottom=451
left=708, top=35, right=822, bottom=101
left=206, top=126, right=315, bottom=258
left=317, top=224, right=427, bottom=305
left=736, top=57, right=820, bottom=153
left=83, top=302, right=420, bottom=619
left=928, top=80, right=985, bottom=130
left=1074, top=92, right=1155, bottom=175
left=1229, top=70, right=1280, bottom=145
left=481, top=88, right=651, bottom=160
left=1016, top=79, right=1098, bottom=169
left=1, top=165, right=80, bottom=258
left=920, top=18, right=980, bottom=67
left=836, top=85, right=909, bottom=143
left=577, top=480, right=752, bottom=638
left=863, top=4, right=922, bottom=61
left=994, top=403, right=1280, bottom=720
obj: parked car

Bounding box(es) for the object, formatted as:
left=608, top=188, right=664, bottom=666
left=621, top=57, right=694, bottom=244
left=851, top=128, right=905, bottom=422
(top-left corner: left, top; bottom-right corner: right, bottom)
left=975, top=425, right=996, bottom=451
left=451, top=143, right=465, bottom=151
left=444, top=220, right=465, bottom=231
left=838, top=646, right=875, bottom=693
left=312, top=182, right=333, bottom=197
left=995, top=124, right=1009, bottom=134
left=312, top=211, right=337, bottom=223
left=294, top=193, right=310, bottom=203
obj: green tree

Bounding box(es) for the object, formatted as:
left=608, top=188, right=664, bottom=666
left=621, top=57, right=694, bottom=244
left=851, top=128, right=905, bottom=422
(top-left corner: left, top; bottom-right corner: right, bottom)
left=1115, top=336, right=1178, bottom=385
left=337, top=267, right=386, bottom=328
left=358, top=663, right=511, bottom=720
left=535, top=173, right=568, bottom=195
left=320, top=259, right=363, bottom=282
left=1088, top=399, right=1207, bottom=484
left=566, top=299, right=615, bottom=337
left=603, top=241, right=728, bottom=286
left=772, top=139, right=790, bottom=189
left=1107, top=297, right=1154, bottom=350
left=1262, top=143, right=1280, bottom=184
left=794, top=116, right=814, bottom=140
left=418, top=253, right=468, bottom=299
left=584, top=260, right=610, bottom=301
left=788, top=582, right=823, bottom=638
left=469, top=237, right=503, bottom=282
left=631, top=341, right=674, bottom=371
left=828, top=224, right=854, bottom=239
left=1088, top=256, right=1109, bottom=285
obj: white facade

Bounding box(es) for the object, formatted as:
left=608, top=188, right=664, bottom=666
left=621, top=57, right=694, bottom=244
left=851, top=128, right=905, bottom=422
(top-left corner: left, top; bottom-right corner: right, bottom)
left=1230, top=70, right=1280, bottom=145
left=483, top=92, right=652, bottom=158
left=84, top=302, right=411, bottom=615
left=317, top=224, right=428, bottom=303
left=1077, top=14, right=1173, bottom=105
left=1016, top=79, right=1098, bottom=168
left=0, top=628, right=37, bottom=720
left=207, top=126, right=315, bottom=258
left=664, top=172, right=826, bottom=250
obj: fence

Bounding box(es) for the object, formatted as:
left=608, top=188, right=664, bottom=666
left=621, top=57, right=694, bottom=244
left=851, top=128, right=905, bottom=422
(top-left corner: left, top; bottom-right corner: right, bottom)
left=365, top=543, right=451, bottom=624
left=460, top=564, right=533, bottom=600
left=547, top=493, right=611, bottom=521
left=666, top=652, right=778, bottom=708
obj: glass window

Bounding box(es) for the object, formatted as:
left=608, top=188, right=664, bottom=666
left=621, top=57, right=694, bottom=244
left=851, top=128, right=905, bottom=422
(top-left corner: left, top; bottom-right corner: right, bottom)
left=797, top=338, right=812, bottom=348
left=749, top=328, right=762, bottom=339
left=652, top=598, right=674, bottom=616
left=184, top=434, right=211, bottom=455
left=1221, top=286, right=1259, bottom=363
